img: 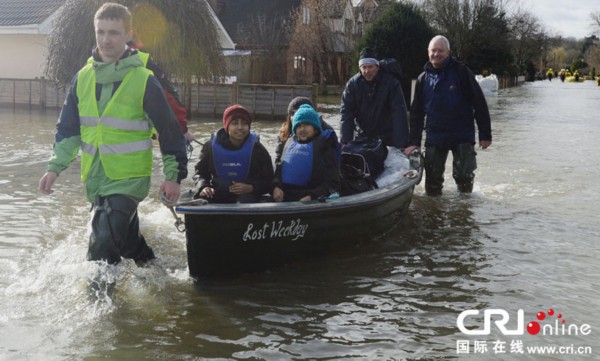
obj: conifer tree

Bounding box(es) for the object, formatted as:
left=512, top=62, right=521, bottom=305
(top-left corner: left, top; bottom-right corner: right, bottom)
left=356, top=2, right=433, bottom=103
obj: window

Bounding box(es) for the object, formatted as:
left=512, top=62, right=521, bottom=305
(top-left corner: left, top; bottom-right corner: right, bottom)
left=302, top=6, right=310, bottom=25
left=294, top=55, right=306, bottom=73
left=344, top=19, right=353, bottom=34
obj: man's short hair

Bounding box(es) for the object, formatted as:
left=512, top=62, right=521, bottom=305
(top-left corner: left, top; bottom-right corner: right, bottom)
left=428, top=35, right=451, bottom=51
left=94, top=2, right=132, bottom=33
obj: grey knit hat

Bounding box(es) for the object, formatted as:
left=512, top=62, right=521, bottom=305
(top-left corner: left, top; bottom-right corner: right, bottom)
left=358, top=47, right=379, bottom=67
left=287, top=96, right=314, bottom=115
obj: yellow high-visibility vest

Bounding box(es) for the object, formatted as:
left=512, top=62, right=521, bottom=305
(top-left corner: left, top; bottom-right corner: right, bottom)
left=77, top=62, right=153, bottom=181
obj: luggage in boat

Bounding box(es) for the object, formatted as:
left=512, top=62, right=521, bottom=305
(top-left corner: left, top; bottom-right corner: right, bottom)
left=340, top=136, right=387, bottom=196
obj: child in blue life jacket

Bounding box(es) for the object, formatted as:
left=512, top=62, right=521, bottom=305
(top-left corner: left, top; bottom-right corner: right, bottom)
left=272, top=104, right=340, bottom=202
left=275, top=96, right=334, bottom=166
left=194, top=104, right=274, bottom=203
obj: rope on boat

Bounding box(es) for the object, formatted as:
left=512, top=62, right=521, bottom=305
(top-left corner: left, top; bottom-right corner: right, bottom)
left=159, top=192, right=207, bottom=232
left=186, top=138, right=204, bottom=160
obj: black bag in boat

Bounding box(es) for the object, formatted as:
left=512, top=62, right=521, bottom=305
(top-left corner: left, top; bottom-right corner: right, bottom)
left=340, top=155, right=378, bottom=195
left=340, top=136, right=388, bottom=196
left=343, top=136, right=388, bottom=178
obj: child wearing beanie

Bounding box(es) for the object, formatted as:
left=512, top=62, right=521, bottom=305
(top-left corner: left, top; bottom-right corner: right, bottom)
left=272, top=104, right=340, bottom=202
left=194, top=104, right=274, bottom=203
left=275, top=97, right=334, bottom=166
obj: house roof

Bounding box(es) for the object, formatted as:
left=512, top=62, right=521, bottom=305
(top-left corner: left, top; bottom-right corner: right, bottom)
left=0, top=0, right=64, bottom=26
left=214, top=0, right=301, bottom=47
left=327, top=0, right=349, bottom=18
left=353, top=0, right=379, bottom=6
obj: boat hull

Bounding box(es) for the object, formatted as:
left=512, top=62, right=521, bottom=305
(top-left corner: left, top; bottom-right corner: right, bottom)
left=177, top=167, right=422, bottom=279
left=565, top=76, right=584, bottom=83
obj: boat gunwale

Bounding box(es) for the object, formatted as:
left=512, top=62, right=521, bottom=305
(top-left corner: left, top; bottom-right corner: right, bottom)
left=176, top=171, right=420, bottom=216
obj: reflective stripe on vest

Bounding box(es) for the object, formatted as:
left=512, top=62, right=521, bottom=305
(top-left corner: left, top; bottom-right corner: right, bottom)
left=77, top=62, right=153, bottom=181
left=80, top=116, right=151, bottom=131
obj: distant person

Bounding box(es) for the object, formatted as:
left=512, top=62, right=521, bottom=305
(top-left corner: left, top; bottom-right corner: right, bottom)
left=128, top=33, right=194, bottom=142
left=340, top=47, right=409, bottom=151
left=38, top=2, right=187, bottom=264
left=546, top=68, right=554, bottom=81
left=273, top=104, right=340, bottom=202
left=275, top=96, right=333, bottom=166
left=194, top=104, right=274, bottom=203
left=405, top=35, right=492, bottom=196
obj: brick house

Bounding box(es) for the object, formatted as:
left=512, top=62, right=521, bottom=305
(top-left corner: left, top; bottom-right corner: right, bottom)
left=207, top=0, right=378, bottom=85
left=287, top=0, right=379, bottom=85
left=207, top=0, right=302, bottom=84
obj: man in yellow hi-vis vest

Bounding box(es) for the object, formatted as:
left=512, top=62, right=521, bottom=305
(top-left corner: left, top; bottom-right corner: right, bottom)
left=38, top=3, right=187, bottom=266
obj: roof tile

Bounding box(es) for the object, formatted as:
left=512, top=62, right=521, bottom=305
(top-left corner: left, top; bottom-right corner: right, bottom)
left=0, top=0, right=65, bottom=26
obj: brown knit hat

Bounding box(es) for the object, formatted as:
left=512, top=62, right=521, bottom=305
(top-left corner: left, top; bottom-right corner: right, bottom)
left=287, top=96, right=314, bottom=115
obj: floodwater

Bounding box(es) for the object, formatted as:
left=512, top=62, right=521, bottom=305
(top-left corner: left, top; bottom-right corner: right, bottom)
left=1, top=80, right=599, bottom=360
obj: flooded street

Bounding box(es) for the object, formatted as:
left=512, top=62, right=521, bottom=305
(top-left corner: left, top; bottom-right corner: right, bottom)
left=1, top=79, right=599, bottom=360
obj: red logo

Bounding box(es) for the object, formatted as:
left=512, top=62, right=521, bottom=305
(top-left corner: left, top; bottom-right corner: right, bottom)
left=526, top=308, right=590, bottom=336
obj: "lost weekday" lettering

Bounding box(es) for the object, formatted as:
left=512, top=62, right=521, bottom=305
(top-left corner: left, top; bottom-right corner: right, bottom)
left=242, top=219, right=309, bottom=241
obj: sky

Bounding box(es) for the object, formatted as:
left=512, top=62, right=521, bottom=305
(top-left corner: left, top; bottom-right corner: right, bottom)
left=376, top=0, right=600, bottom=39
left=519, top=0, right=599, bottom=39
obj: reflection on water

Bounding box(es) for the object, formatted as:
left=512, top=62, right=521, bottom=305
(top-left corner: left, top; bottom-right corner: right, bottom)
left=1, top=80, right=600, bottom=359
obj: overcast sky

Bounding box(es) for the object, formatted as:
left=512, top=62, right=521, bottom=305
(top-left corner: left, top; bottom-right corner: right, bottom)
left=520, top=0, right=599, bottom=39
left=388, top=0, right=600, bottom=39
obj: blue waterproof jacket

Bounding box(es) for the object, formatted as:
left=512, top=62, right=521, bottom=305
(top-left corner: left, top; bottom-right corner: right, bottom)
left=409, top=57, right=492, bottom=148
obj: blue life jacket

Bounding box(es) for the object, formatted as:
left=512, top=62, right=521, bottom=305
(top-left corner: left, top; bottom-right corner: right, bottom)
left=281, top=138, right=314, bottom=187
left=212, top=132, right=258, bottom=191
left=281, top=129, right=339, bottom=187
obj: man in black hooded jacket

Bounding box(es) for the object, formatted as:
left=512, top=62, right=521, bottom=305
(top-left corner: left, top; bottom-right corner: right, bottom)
left=340, top=48, right=409, bottom=150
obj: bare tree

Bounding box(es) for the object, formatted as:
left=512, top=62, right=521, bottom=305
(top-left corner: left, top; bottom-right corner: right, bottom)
left=289, top=0, right=356, bottom=85
left=422, top=0, right=471, bottom=59
left=548, top=47, right=567, bottom=70
left=585, top=43, right=600, bottom=75
left=45, top=0, right=225, bottom=85
left=591, top=11, right=600, bottom=35
left=508, top=8, right=546, bottom=71
left=238, top=13, right=292, bottom=83
left=421, top=0, right=512, bottom=73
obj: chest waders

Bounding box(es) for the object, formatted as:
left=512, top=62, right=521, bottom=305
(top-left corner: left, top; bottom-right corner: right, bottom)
left=87, top=195, right=155, bottom=264
left=424, top=143, right=477, bottom=196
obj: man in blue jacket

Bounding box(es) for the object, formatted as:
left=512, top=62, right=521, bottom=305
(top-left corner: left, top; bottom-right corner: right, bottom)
left=340, top=48, right=409, bottom=150
left=406, top=35, right=492, bottom=196
left=38, top=3, right=187, bottom=264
